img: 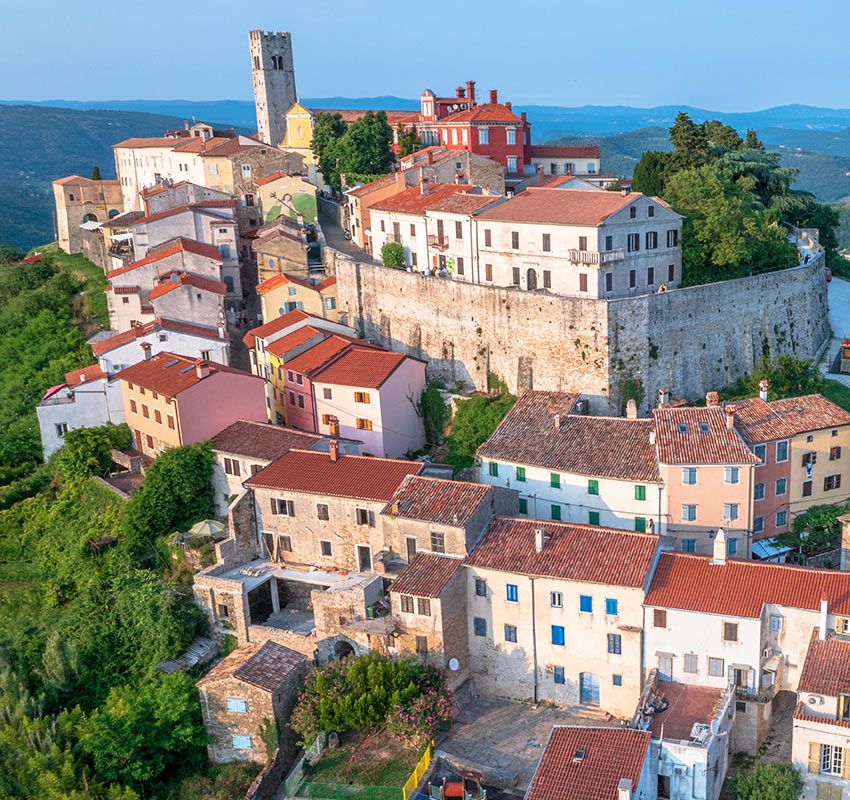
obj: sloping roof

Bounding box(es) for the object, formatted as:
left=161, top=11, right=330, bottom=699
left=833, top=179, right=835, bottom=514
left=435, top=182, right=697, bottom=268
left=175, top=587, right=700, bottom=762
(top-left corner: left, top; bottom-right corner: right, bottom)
left=276, top=333, right=357, bottom=371
left=477, top=391, right=658, bottom=482
left=115, top=351, right=253, bottom=398
left=256, top=272, right=325, bottom=296
left=464, top=516, right=659, bottom=588
left=197, top=641, right=305, bottom=691
left=311, top=347, right=413, bottom=388
left=527, top=145, right=601, bottom=159
left=733, top=394, right=850, bottom=445
left=798, top=632, right=850, bottom=696
left=112, top=137, right=183, bottom=149
left=212, top=420, right=322, bottom=460
left=383, top=475, right=491, bottom=527
left=149, top=272, right=226, bottom=300
left=255, top=170, right=290, bottom=186
left=653, top=406, right=758, bottom=465
left=526, top=726, right=650, bottom=800
left=129, top=200, right=234, bottom=227
left=242, top=308, right=314, bottom=347
left=370, top=183, right=472, bottom=215
left=476, top=187, right=641, bottom=226
left=347, top=174, right=397, bottom=198
left=245, top=449, right=421, bottom=502
left=427, top=193, right=502, bottom=214
left=106, top=238, right=220, bottom=278
left=65, top=364, right=107, bottom=388
left=197, top=137, right=265, bottom=157
left=441, top=102, right=522, bottom=124
left=389, top=553, right=464, bottom=598
left=645, top=552, right=850, bottom=618
left=101, top=210, right=145, bottom=228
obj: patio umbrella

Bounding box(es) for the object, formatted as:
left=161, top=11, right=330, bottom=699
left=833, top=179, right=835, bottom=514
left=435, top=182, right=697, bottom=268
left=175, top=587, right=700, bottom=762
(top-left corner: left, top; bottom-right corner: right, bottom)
left=188, top=519, right=226, bottom=539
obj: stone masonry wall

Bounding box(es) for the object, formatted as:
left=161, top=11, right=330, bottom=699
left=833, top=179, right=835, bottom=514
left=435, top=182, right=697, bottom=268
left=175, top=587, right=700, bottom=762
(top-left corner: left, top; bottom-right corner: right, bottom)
left=332, top=251, right=829, bottom=414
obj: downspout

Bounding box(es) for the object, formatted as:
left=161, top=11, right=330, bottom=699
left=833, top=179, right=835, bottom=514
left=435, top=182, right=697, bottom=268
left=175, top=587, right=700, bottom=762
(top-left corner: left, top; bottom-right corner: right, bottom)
left=530, top=575, right=538, bottom=704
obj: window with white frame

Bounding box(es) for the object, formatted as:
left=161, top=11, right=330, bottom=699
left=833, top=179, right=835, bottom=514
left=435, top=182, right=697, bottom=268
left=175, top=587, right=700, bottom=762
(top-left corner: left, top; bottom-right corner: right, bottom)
left=681, top=504, right=697, bottom=521
left=271, top=498, right=295, bottom=516
left=776, top=440, right=789, bottom=462
left=232, top=735, right=252, bottom=750
left=723, top=502, right=739, bottom=521
left=550, top=591, right=563, bottom=608
left=724, top=467, right=740, bottom=484
left=682, top=468, right=697, bottom=485
left=683, top=653, right=698, bottom=673
left=506, top=128, right=516, bottom=145
left=769, top=614, right=783, bottom=632
left=226, top=698, right=247, bottom=713
left=507, top=157, right=518, bottom=173
left=478, top=127, right=489, bottom=145
left=821, top=744, right=844, bottom=775
left=708, top=657, right=725, bottom=677
left=776, top=510, right=788, bottom=528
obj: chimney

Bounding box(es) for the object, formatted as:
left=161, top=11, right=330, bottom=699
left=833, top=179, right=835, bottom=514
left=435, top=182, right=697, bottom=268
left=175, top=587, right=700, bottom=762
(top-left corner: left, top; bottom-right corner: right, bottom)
left=617, top=779, right=633, bottom=800
left=839, top=513, right=850, bottom=571
left=554, top=413, right=561, bottom=431
left=621, top=187, right=628, bottom=196
left=626, top=399, right=638, bottom=419
left=456, top=86, right=465, bottom=98
left=455, top=170, right=465, bottom=184
left=425, top=149, right=434, bottom=165
left=537, top=165, right=545, bottom=183
left=217, top=320, right=226, bottom=340
left=521, top=111, right=527, bottom=124
left=649, top=430, right=656, bottom=446
left=195, top=360, right=211, bottom=380
left=820, top=594, right=828, bottom=640
left=706, top=391, right=719, bottom=407
left=505, top=101, right=512, bottom=112
left=329, top=438, right=340, bottom=462
left=489, top=89, right=498, bottom=104
left=141, top=342, right=152, bottom=360
left=466, top=80, right=476, bottom=103
left=711, top=528, right=727, bottom=565
left=725, top=404, right=736, bottom=431
left=328, top=415, right=340, bottom=438
left=534, top=527, right=546, bottom=553
left=395, top=170, right=406, bottom=190
left=759, top=379, right=769, bottom=402
left=79, top=373, right=87, bottom=384
left=420, top=174, right=429, bottom=195
left=658, top=388, right=670, bottom=407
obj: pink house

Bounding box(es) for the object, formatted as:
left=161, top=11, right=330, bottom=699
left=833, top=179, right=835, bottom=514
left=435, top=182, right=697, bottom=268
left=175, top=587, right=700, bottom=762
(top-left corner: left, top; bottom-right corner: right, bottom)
left=311, top=347, right=427, bottom=458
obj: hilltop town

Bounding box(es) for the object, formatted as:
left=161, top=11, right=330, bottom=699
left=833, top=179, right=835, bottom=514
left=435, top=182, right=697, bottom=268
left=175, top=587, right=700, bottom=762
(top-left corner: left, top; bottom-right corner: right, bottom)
left=6, top=24, right=850, bottom=800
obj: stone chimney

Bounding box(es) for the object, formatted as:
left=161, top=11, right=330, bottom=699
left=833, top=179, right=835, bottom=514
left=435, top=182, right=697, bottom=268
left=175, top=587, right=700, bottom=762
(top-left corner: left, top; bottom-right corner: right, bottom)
left=425, top=150, right=434, bottom=165
left=759, top=379, right=769, bottom=402
left=329, top=438, right=340, bottom=462
left=466, top=80, right=476, bottom=104
left=626, top=399, right=638, bottom=419
left=706, top=391, right=719, bottom=407
left=195, top=360, right=211, bottom=380
left=328, top=415, right=340, bottom=438
left=535, top=527, right=546, bottom=553
left=839, top=513, right=850, bottom=571
left=554, top=413, right=562, bottom=431
left=658, top=388, right=670, bottom=407
left=725, top=405, right=736, bottom=431
left=617, top=779, right=633, bottom=800
left=820, top=594, right=828, bottom=640
left=395, top=170, right=406, bottom=190
left=141, top=342, right=152, bottom=360
left=489, top=88, right=498, bottom=104
left=420, top=173, right=429, bottom=195
left=711, top=528, right=727, bottom=565
left=649, top=430, right=656, bottom=446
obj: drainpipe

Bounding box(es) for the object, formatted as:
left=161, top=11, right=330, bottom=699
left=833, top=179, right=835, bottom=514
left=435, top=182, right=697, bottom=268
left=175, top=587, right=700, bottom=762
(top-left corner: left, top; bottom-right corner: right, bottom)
left=530, top=575, right=539, bottom=704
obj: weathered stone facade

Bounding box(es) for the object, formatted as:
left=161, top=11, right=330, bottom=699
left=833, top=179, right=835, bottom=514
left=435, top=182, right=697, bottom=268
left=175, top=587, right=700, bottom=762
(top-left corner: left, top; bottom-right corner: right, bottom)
left=332, top=251, right=830, bottom=414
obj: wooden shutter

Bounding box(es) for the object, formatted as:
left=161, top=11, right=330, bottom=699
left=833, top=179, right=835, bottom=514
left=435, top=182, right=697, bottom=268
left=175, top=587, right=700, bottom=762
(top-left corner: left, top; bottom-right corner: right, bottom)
left=843, top=748, right=850, bottom=780
left=808, top=741, right=820, bottom=774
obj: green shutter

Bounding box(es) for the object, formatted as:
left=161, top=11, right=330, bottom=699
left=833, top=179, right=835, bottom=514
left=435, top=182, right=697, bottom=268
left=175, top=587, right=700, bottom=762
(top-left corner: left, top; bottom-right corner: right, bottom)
left=550, top=472, right=560, bottom=489
left=589, top=510, right=600, bottom=525
left=516, top=466, right=526, bottom=483
left=635, top=484, right=646, bottom=501
left=551, top=504, right=562, bottom=521
left=488, top=462, right=499, bottom=477
left=635, top=517, right=646, bottom=533
left=588, top=479, right=599, bottom=495
left=519, top=498, right=528, bottom=514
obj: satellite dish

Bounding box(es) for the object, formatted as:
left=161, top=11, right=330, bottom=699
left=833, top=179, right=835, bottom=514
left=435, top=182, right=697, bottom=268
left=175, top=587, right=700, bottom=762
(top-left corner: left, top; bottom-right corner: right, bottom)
left=448, top=658, right=460, bottom=671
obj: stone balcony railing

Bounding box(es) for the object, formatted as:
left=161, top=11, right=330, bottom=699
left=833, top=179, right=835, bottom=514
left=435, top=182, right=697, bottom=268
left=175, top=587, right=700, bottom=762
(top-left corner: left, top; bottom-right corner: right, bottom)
left=567, top=248, right=625, bottom=264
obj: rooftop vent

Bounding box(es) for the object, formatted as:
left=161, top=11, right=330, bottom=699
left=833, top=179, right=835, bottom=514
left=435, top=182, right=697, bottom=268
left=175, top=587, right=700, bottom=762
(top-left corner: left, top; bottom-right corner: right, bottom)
left=572, top=749, right=586, bottom=763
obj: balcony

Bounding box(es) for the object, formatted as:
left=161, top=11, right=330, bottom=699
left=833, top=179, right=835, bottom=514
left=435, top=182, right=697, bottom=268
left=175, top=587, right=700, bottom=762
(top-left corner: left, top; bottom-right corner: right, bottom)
left=567, top=248, right=625, bottom=264
left=427, top=235, right=448, bottom=250
left=385, top=233, right=403, bottom=244
left=735, top=685, right=775, bottom=704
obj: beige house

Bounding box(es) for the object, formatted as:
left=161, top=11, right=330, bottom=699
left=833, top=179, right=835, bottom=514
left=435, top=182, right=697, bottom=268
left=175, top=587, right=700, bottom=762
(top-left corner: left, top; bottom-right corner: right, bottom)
left=257, top=273, right=338, bottom=323
left=53, top=175, right=123, bottom=254
left=464, top=516, right=661, bottom=718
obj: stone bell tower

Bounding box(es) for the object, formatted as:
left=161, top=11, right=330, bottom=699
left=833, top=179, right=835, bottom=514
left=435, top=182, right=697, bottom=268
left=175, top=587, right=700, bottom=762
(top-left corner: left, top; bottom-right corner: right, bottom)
left=249, top=30, right=298, bottom=146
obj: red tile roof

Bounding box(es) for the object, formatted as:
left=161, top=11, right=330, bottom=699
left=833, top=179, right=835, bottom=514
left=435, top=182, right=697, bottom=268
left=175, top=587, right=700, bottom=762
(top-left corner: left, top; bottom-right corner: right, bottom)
left=212, top=420, right=321, bottom=461
left=527, top=145, right=601, bottom=159
left=653, top=406, right=758, bottom=465
left=383, top=475, right=492, bottom=527
left=645, top=552, right=850, bottom=618
left=476, top=187, right=643, bottom=226
left=465, top=516, right=659, bottom=587
left=245, top=449, right=421, bottom=501
left=427, top=193, right=502, bottom=214
left=115, top=351, right=253, bottom=398
left=242, top=308, right=313, bottom=347
left=171, top=136, right=232, bottom=154
left=21, top=254, right=43, bottom=264
left=477, top=391, right=658, bottom=482
left=347, top=174, right=398, bottom=198
left=794, top=703, right=850, bottom=728
left=526, top=726, right=650, bottom=800
left=112, top=137, right=186, bottom=149
left=141, top=180, right=188, bottom=198
left=106, top=238, right=221, bottom=278
left=157, top=317, right=227, bottom=341
left=370, top=183, right=472, bottom=215
left=275, top=333, right=358, bottom=370
left=798, top=633, right=850, bottom=696
left=646, top=681, right=724, bottom=740
left=197, top=137, right=265, bottom=157
left=312, top=347, right=415, bottom=389
left=256, top=272, right=326, bottom=296
left=149, top=272, right=226, bottom=300
left=733, top=394, right=850, bottom=445
left=65, top=364, right=107, bottom=388
left=197, top=640, right=305, bottom=691
left=129, top=200, right=234, bottom=228
left=263, top=325, right=328, bottom=359
left=441, top=102, right=522, bottom=125
left=255, top=171, right=292, bottom=186
left=389, top=553, right=464, bottom=598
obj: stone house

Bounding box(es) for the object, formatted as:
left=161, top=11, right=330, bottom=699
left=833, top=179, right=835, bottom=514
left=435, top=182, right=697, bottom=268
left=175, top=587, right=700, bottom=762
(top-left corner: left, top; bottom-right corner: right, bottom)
left=142, top=181, right=231, bottom=216
left=148, top=272, right=226, bottom=329
left=252, top=217, right=313, bottom=281
left=52, top=175, right=123, bottom=254
left=196, top=640, right=307, bottom=764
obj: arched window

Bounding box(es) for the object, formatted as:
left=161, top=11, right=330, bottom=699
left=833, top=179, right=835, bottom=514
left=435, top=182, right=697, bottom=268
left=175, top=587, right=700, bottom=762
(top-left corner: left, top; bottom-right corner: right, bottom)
left=526, top=268, right=538, bottom=291
left=107, top=209, right=120, bottom=219
left=271, top=55, right=279, bottom=69
left=82, top=213, right=97, bottom=223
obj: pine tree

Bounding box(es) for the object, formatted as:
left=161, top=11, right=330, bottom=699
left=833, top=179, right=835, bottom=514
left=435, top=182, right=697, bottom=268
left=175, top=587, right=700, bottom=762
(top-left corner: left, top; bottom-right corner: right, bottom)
left=91, top=165, right=102, bottom=181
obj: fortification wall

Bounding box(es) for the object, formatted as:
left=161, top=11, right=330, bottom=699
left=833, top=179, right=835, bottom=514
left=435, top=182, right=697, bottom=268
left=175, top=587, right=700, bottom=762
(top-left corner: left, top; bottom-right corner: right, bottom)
left=331, top=251, right=829, bottom=414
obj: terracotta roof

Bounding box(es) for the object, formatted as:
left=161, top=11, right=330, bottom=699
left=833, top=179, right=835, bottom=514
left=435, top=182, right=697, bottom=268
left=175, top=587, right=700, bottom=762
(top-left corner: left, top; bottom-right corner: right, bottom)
left=317, top=276, right=337, bottom=290
left=794, top=703, right=850, bottom=729
left=389, top=553, right=463, bottom=598
left=141, top=181, right=188, bottom=198
left=112, top=137, right=183, bottom=149
left=733, top=394, right=850, bottom=445
left=157, top=318, right=228, bottom=342
left=645, top=681, right=723, bottom=740
left=477, top=391, right=658, bottom=482
left=311, top=108, right=413, bottom=126
left=275, top=333, right=357, bottom=370
left=242, top=308, right=313, bottom=347
left=171, top=136, right=232, bottom=154
left=798, top=632, right=850, bottom=696
left=197, top=641, right=305, bottom=691
left=653, top=406, right=758, bottom=465
left=441, top=102, right=521, bottom=124
left=645, top=552, right=850, bottom=618
left=347, top=174, right=397, bottom=198
left=197, top=137, right=265, bottom=157
left=255, top=170, right=295, bottom=186
left=212, top=420, right=322, bottom=460
left=106, top=238, right=220, bottom=278
left=65, top=364, right=106, bottom=388
left=370, top=183, right=472, bottom=215
left=526, top=726, right=650, bottom=800
left=312, top=347, right=413, bottom=389
left=383, top=475, right=492, bottom=527
left=101, top=210, right=145, bottom=228
left=465, top=516, right=659, bottom=587
left=427, top=193, right=502, bottom=214
left=475, top=187, right=645, bottom=225
left=245, top=449, right=421, bottom=501
left=527, top=145, right=601, bottom=159
left=256, top=272, right=323, bottom=296
left=149, top=272, right=226, bottom=300
left=115, top=351, right=253, bottom=398
left=21, top=254, right=43, bottom=264
left=129, top=200, right=234, bottom=228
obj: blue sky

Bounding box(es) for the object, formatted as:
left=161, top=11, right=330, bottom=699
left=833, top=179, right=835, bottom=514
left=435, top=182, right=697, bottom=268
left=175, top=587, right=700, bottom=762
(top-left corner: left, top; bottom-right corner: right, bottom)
left=2, top=0, right=848, bottom=109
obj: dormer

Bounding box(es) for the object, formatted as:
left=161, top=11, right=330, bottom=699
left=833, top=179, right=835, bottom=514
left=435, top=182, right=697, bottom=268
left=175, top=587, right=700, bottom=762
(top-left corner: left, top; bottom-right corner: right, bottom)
left=420, top=90, right=436, bottom=121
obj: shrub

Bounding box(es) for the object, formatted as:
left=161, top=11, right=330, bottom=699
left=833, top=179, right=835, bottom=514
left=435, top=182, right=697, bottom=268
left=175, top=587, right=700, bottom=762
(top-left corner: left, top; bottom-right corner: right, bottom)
left=418, top=382, right=449, bottom=446
left=447, top=392, right=516, bottom=470
left=53, top=423, right=131, bottom=480
left=381, top=242, right=406, bottom=268
left=734, top=761, right=801, bottom=800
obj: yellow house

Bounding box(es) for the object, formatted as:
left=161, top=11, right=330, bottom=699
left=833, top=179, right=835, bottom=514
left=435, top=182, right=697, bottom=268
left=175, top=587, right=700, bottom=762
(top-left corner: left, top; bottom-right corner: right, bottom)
left=257, top=273, right=338, bottom=323
left=282, top=102, right=324, bottom=188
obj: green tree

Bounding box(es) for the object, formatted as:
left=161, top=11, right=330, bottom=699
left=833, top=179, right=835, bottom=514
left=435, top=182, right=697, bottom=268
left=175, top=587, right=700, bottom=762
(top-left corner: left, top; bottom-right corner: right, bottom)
left=701, top=119, right=743, bottom=151
left=717, top=149, right=796, bottom=207
left=631, top=151, right=668, bottom=196
left=733, top=761, right=801, bottom=800
left=776, top=503, right=844, bottom=556
left=380, top=241, right=406, bottom=268
left=336, top=111, right=394, bottom=183
left=92, top=166, right=102, bottom=181
left=397, top=124, right=419, bottom=157
left=668, top=112, right=710, bottom=170
left=447, top=392, right=516, bottom=470
left=418, top=382, right=449, bottom=446
left=311, top=112, right=346, bottom=187
left=53, top=423, right=131, bottom=480
left=744, top=129, right=764, bottom=150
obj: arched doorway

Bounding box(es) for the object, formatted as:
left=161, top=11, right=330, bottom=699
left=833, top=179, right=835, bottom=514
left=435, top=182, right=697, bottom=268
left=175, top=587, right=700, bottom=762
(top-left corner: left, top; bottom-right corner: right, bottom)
left=333, top=639, right=355, bottom=660
left=526, top=268, right=538, bottom=291
left=82, top=213, right=98, bottom=223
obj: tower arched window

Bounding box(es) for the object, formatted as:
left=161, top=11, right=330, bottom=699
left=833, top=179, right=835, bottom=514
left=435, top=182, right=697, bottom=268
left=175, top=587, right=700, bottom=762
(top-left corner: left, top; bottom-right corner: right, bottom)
left=271, top=55, right=279, bottom=69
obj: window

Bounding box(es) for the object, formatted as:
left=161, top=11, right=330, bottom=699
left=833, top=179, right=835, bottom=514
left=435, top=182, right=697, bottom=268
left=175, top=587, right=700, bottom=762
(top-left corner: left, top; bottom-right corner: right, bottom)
left=484, top=229, right=491, bottom=247
left=776, top=510, right=788, bottom=528
left=511, top=231, right=519, bottom=250
left=825, top=474, right=842, bottom=491
left=667, top=229, right=679, bottom=247
left=355, top=508, right=370, bottom=526
left=417, top=597, right=431, bottom=616
left=605, top=272, right=613, bottom=293
left=317, top=504, right=329, bottom=521
left=485, top=263, right=493, bottom=281
left=645, top=231, right=658, bottom=249
left=145, top=435, right=154, bottom=449
left=776, top=440, right=789, bottom=462
left=668, top=264, right=675, bottom=282
left=356, top=418, right=373, bottom=431
left=708, top=657, right=725, bottom=677
left=516, top=466, right=526, bottom=482
left=627, top=233, right=640, bottom=252
left=579, top=595, right=593, bottom=613
left=507, top=157, right=518, bottom=173
left=682, top=653, right=698, bottom=674
left=167, top=415, right=175, bottom=430
left=550, top=591, right=563, bottom=608
left=504, top=624, right=517, bottom=643
left=769, top=614, right=783, bottom=632
left=775, top=477, right=787, bottom=496
left=606, top=598, right=619, bottom=616
left=588, top=510, right=600, bottom=525
left=478, top=127, right=489, bottom=145
left=682, top=538, right=696, bottom=552
left=754, top=482, right=765, bottom=501
left=457, top=257, right=464, bottom=275
left=473, top=617, right=487, bottom=637
left=550, top=472, right=561, bottom=489
left=142, top=404, right=149, bottom=419
left=578, top=235, right=588, bottom=251
left=653, top=609, right=667, bottom=628
left=153, top=408, right=162, bottom=424
left=323, top=387, right=332, bottom=400
left=723, top=622, right=738, bottom=642
left=512, top=267, right=521, bottom=285
left=543, top=270, right=551, bottom=289
left=551, top=625, right=565, bottom=646
left=271, top=498, right=295, bottom=516
left=802, top=480, right=813, bottom=497
left=320, top=540, right=332, bottom=557
left=634, top=517, right=647, bottom=533
left=607, top=634, right=622, bottom=654
left=647, top=266, right=655, bottom=285
left=430, top=531, right=446, bottom=553
left=681, top=504, right=697, bottom=521
left=401, top=595, right=414, bottom=613
left=753, top=516, right=764, bottom=533
left=724, top=467, right=740, bottom=484
left=633, top=484, right=647, bottom=502
left=488, top=462, right=499, bottom=477
left=506, top=128, right=517, bottom=145
left=579, top=273, right=588, bottom=292
left=519, top=498, right=528, bottom=514
left=232, top=735, right=252, bottom=750
left=551, top=504, right=562, bottom=521
left=450, top=128, right=458, bottom=145
left=475, top=578, right=487, bottom=597
left=682, top=467, right=697, bottom=484
left=613, top=674, right=623, bottom=686
left=723, top=503, right=739, bottom=521
left=542, top=233, right=551, bottom=252
left=830, top=445, right=842, bottom=460
left=415, top=635, right=428, bottom=655
left=280, top=535, right=292, bottom=552
left=55, top=422, right=69, bottom=437
left=754, top=443, right=766, bottom=463
left=553, top=666, right=565, bottom=684
left=226, top=698, right=247, bottom=713
left=821, top=744, right=844, bottom=776
left=629, top=270, right=636, bottom=289
left=506, top=584, right=519, bottom=603
left=629, top=206, right=637, bottom=219
left=354, top=391, right=370, bottom=404
left=588, top=478, right=599, bottom=495
left=223, top=457, right=241, bottom=477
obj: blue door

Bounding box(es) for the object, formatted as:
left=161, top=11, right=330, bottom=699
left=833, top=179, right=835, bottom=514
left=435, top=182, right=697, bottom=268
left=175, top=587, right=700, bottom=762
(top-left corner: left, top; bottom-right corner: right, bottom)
left=580, top=672, right=600, bottom=705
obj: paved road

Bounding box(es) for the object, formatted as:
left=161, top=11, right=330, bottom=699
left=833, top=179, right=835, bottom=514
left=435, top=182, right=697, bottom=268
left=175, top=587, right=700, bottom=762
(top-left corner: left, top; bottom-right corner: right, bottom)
left=318, top=204, right=378, bottom=263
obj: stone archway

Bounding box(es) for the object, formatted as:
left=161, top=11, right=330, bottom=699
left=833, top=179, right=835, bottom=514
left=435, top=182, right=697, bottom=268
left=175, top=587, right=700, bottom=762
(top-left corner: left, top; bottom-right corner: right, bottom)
left=82, top=213, right=98, bottom=223
left=333, top=639, right=355, bottom=660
